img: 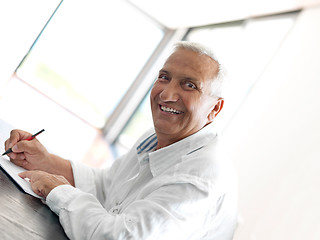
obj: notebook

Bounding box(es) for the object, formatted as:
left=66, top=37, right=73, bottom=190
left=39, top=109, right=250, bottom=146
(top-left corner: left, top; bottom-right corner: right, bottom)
left=0, top=156, right=43, bottom=199
left=0, top=120, right=43, bottom=199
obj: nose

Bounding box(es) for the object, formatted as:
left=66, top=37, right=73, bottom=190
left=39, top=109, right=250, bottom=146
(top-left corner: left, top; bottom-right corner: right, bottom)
left=159, top=80, right=180, bottom=102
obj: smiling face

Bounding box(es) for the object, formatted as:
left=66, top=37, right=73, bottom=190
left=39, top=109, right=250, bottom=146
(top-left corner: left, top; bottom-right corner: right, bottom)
left=150, top=48, right=223, bottom=149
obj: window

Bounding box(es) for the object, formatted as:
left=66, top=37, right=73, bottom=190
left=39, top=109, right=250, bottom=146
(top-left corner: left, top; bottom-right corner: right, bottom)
left=185, top=12, right=297, bottom=131
left=16, top=0, right=164, bottom=128
left=115, top=88, right=153, bottom=156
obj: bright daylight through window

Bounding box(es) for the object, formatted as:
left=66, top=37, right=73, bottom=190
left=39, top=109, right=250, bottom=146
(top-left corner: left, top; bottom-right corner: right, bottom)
left=16, top=0, right=164, bottom=128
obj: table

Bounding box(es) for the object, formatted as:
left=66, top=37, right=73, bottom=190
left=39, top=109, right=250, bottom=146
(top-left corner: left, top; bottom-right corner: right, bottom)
left=0, top=118, right=68, bottom=239
left=0, top=167, right=68, bottom=239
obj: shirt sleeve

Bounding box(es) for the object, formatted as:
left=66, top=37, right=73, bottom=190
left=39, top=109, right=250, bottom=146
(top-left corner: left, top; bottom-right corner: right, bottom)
left=69, top=160, right=108, bottom=203
left=45, top=181, right=216, bottom=240
left=69, top=155, right=124, bottom=204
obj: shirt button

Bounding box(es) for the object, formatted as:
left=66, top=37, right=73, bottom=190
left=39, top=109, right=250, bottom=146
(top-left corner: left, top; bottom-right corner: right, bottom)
left=112, top=208, right=119, bottom=214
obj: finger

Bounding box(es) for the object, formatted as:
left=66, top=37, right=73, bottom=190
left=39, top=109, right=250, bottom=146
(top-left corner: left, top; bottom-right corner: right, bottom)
left=8, top=129, right=32, bottom=149
left=7, top=152, right=17, bottom=159
left=8, top=152, right=29, bottom=168
left=21, top=171, right=54, bottom=198
left=11, top=140, right=35, bottom=155
left=12, top=142, right=25, bottom=154
left=11, top=158, right=29, bottom=169
left=21, top=172, right=45, bottom=197
left=31, top=181, right=45, bottom=197
left=19, top=170, right=36, bottom=179
left=4, top=139, right=11, bottom=151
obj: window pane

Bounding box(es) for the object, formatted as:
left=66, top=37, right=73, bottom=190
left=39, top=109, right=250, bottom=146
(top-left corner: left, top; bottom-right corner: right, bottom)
left=115, top=89, right=153, bottom=156
left=185, top=12, right=297, bottom=131
left=16, top=0, right=164, bottom=127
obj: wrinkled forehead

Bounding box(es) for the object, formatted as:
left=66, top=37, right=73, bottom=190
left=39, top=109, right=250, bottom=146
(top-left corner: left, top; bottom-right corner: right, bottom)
left=164, top=49, right=219, bottom=80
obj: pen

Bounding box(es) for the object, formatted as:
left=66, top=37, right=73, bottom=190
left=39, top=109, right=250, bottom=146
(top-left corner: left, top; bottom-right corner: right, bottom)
left=2, top=129, right=45, bottom=156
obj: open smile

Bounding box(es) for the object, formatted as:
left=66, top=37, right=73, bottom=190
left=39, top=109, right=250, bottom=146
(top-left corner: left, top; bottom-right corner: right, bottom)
left=160, top=105, right=184, bottom=114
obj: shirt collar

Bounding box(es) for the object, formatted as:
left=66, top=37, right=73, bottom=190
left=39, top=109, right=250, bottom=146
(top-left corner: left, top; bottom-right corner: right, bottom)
left=136, top=124, right=217, bottom=177
left=136, top=133, right=158, bottom=155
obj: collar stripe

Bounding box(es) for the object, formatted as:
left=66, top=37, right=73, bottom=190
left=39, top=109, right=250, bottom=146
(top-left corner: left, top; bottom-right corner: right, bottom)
left=137, top=133, right=157, bottom=154
left=145, top=140, right=158, bottom=153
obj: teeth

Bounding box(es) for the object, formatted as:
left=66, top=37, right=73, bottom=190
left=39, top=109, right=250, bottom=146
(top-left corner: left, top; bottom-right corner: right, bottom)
left=161, top=106, right=183, bottom=114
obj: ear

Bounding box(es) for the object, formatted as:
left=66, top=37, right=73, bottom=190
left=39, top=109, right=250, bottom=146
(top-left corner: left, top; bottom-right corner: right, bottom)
left=207, top=98, right=224, bottom=122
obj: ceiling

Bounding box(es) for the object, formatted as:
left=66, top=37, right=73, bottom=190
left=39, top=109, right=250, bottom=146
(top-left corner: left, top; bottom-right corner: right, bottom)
left=127, top=0, right=319, bottom=28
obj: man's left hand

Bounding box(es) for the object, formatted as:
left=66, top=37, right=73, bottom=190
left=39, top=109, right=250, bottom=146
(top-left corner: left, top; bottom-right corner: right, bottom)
left=19, top=170, right=71, bottom=198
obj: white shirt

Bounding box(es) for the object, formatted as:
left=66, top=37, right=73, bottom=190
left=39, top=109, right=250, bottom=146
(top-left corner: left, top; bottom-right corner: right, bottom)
left=46, top=124, right=238, bottom=239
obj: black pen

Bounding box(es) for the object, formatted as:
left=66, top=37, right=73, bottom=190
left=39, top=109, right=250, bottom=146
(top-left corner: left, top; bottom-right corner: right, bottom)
left=2, top=129, right=45, bottom=156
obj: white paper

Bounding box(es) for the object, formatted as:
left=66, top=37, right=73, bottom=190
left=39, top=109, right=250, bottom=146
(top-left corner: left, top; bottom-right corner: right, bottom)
left=0, top=156, right=43, bottom=199
left=0, top=119, right=43, bottom=199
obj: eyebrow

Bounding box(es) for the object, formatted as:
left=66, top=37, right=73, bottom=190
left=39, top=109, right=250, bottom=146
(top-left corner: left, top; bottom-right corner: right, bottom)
left=159, top=69, right=198, bottom=81
left=159, top=69, right=203, bottom=87
left=158, top=69, right=169, bottom=74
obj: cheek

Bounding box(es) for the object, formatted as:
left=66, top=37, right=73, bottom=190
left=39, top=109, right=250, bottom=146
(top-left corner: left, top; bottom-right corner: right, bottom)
left=183, top=97, right=200, bottom=113
left=150, top=84, right=161, bottom=100
left=184, top=99, right=210, bottom=120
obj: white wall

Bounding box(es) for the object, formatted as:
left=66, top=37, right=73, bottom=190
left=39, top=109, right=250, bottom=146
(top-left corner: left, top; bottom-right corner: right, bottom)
left=223, top=5, right=320, bottom=240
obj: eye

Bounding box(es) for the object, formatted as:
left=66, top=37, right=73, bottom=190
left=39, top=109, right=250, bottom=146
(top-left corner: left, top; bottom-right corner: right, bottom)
left=158, top=74, right=169, bottom=81
left=184, top=81, right=197, bottom=90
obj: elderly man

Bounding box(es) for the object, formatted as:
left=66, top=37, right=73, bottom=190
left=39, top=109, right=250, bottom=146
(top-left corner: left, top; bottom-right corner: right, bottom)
left=5, top=41, right=238, bottom=239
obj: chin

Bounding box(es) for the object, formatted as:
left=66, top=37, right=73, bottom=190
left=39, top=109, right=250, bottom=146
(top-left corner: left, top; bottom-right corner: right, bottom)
left=154, top=125, right=175, bottom=135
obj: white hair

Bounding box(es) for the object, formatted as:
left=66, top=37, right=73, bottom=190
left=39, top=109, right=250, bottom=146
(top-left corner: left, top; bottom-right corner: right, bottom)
left=173, top=41, right=225, bottom=98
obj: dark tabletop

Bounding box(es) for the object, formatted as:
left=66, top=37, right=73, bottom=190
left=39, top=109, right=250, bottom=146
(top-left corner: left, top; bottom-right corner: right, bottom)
left=0, top=167, right=68, bottom=240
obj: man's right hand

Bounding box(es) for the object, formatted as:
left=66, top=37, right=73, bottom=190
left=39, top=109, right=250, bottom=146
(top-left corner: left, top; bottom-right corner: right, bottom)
left=4, top=129, right=74, bottom=186
left=4, top=129, right=53, bottom=172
